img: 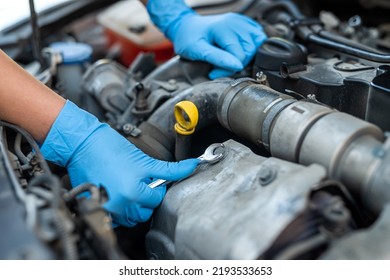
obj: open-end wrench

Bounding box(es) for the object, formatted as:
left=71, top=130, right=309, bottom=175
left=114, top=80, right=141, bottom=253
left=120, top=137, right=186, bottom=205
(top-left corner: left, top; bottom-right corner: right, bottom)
left=148, top=143, right=225, bottom=189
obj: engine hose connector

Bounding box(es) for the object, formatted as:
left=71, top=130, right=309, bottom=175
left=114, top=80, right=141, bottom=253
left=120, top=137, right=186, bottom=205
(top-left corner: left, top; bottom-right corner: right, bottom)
left=217, top=79, right=295, bottom=149
left=217, top=78, right=389, bottom=215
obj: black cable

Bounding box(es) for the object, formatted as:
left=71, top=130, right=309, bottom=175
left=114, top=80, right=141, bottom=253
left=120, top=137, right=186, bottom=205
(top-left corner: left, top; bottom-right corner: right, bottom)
left=261, top=0, right=390, bottom=63
left=0, top=121, right=51, bottom=174
left=307, top=33, right=390, bottom=63
left=28, top=174, right=78, bottom=259
left=63, top=183, right=99, bottom=203
left=53, top=209, right=78, bottom=260
left=1, top=122, right=78, bottom=259
left=14, top=133, right=30, bottom=165
left=28, top=174, right=61, bottom=207
left=317, top=29, right=385, bottom=54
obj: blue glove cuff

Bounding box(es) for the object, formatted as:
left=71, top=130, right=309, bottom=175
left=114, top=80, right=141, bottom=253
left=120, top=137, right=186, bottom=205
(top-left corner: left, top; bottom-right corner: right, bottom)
left=146, top=0, right=196, bottom=40
left=40, top=100, right=106, bottom=167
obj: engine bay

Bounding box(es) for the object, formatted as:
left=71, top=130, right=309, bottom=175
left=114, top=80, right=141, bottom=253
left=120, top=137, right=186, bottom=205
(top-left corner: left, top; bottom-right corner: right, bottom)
left=1, top=0, right=390, bottom=260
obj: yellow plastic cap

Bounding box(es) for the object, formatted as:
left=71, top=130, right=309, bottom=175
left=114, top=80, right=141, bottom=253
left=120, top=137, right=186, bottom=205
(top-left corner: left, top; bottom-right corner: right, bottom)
left=174, top=101, right=199, bottom=135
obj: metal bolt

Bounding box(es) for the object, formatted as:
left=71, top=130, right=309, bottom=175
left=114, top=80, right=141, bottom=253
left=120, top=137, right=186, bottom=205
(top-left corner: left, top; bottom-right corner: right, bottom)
left=348, top=15, right=362, bottom=28
left=122, top=123, right=134, bottom=135
left=30, top=156, right=38, bottom=166
left=256, top=71, right=268, bottom=85
left=258, top=165, right=277, bottom=186
left=133, top=82, right=148, bottom=112
left=168, top=79, right=177, bottom=86
left=122, top=123, right=141, bottom=137
left=256, top=71, right=263, bottom=80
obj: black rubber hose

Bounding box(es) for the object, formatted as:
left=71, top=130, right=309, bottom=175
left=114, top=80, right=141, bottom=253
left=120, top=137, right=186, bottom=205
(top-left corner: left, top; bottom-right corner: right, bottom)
left=307, top=33, right=390, bottom=63
left=63, top=182, right=98, bottom=202
left=317, top=29, right=386, bottom=54
left=29, top=174, right=78, bottom=259
left=132, top=78, right=293, bottom=159
left=261, top=0, right=390, bottom=63
left=53, top=209, right=78, bottom=260
left=129, top=79, right=231, bottom=160
left=292, top=17, right=390, bottom=63
left=0, top=121, right=51, bottom=174
left=14, top=133, right=30, bottom=165
left=28, top=174, right=61, bottom=208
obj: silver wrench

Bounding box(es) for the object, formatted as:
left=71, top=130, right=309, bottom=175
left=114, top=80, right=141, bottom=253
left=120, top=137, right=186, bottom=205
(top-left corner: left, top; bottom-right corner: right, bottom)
left=148, top=143, right=225, bottom=189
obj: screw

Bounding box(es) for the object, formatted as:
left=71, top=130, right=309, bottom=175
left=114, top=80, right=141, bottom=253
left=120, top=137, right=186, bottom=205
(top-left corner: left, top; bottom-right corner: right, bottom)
left=258, top=165, right=277, bottom=186
left=256, top=71, right=264, bottom=80
left=30, top=156, right=38, bottom=166
left=122, top=123, right=134, bottom=135
left=122, top=123, right=141, bottom=137
left=134, top=82, right=148, bottom=111
left=168, top=79, right=177, bottom=86
left=256, top=71, right=268, bottom=85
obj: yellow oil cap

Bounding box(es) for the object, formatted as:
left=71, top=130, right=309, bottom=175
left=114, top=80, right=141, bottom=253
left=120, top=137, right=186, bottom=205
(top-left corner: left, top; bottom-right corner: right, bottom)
left=174, top=101, right=199, bottom=135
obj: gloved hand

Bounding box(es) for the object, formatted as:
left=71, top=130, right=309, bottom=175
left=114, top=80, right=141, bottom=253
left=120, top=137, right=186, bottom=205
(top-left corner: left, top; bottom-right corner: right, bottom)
left=40, top=100, right=199, bottom=227
left=147, top=0, right=267, bottom=79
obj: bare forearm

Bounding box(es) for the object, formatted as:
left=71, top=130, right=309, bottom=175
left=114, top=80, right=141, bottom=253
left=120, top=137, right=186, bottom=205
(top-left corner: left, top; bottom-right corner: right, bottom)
left=0, top=50, right=65, bottom=143
left=140, top=0, right=147, bottom=5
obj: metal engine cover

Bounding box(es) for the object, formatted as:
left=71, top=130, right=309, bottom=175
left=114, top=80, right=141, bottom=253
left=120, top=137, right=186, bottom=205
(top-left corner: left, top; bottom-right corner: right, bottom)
left=146, top=140, right=327, bottom=260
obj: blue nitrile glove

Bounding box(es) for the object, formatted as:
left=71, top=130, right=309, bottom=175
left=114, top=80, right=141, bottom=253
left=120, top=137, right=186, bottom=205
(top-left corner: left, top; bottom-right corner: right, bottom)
left=147, top=0, right=267, bottom=79
left=40, top=100, right=199, bottom=227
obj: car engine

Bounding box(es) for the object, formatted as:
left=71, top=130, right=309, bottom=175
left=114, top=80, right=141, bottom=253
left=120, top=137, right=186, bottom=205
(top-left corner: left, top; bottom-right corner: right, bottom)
left=1, top=0, right=390, bottom=260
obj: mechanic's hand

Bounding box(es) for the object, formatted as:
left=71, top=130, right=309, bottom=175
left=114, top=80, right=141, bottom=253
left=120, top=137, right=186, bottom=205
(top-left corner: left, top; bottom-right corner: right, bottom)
left=40, top=100, right=199, bottom=227
left=147, top=0, right=267, bottom=79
